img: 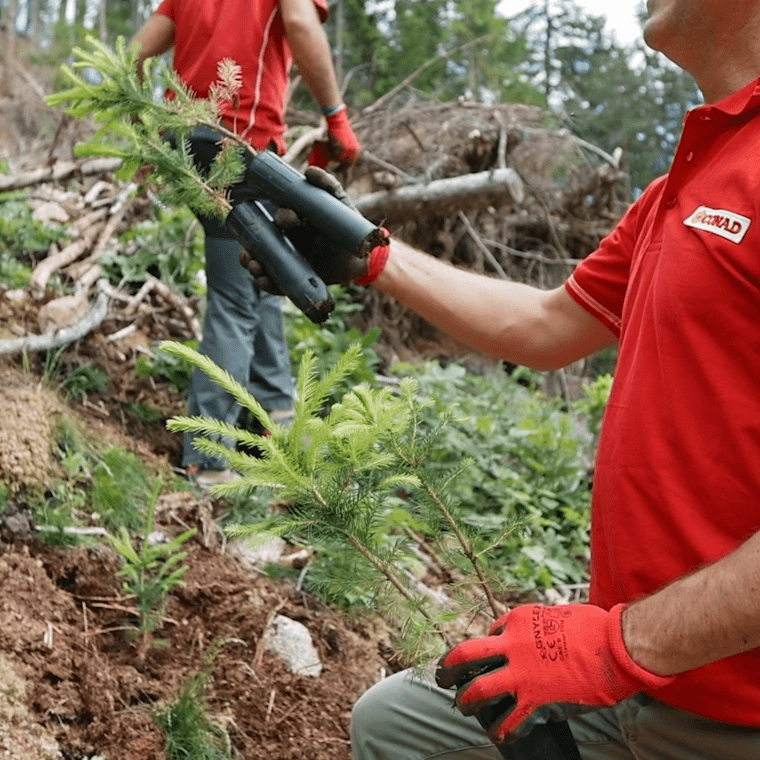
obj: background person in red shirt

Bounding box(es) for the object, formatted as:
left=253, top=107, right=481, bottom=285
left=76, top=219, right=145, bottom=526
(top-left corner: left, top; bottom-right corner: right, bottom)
left=131, top=0, right=360, bottom=490
left=241, top=0, right=760, bottom=754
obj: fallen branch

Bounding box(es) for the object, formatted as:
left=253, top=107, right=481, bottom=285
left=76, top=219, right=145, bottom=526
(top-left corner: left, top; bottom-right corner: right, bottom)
left=354, top=167, right=525, bottom=221
left=483, top=237, right=583, bottom=267
left=125, top=277, right=156, bottom=315
left=70, top=205, right=111, bottom=235
left=106, top=322, right=139, bottom=343
left=36, top=525, right=108, bottom=536
left=66, top=199, right=134, bottom=281
left=361, top=150, right=414, bottom=183
left=457, top=211, right=508, bottom=279
left=29, top=221, right=106, bottom=299
left=283, top=125, right=323, bottom=165
left=0, top=280, right=110, bottom=356
left=146, top=274, right=203, bottom=342
left=0, top=157, right=123, bottom=192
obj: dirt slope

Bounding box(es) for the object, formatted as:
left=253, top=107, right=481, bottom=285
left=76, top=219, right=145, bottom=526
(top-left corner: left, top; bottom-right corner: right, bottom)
left=0, top=363, right=391, bottom=760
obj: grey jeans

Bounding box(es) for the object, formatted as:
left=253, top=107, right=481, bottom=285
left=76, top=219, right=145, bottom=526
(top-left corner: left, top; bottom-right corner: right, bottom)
left=181, top=234, right=294, bottom=469
left=351, top=668, right=760, bottom=760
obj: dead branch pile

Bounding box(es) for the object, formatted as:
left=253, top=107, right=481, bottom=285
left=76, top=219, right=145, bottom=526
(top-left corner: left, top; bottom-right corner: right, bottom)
left=0, top=96, right=629, bottom=370
left=316, top=98, right=629, bottom=364
left=0, top=177, right=202, bottom=362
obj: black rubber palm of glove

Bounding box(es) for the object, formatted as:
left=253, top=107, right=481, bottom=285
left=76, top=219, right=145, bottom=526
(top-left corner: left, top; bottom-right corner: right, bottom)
left=239, top=166, right=374, bottom=293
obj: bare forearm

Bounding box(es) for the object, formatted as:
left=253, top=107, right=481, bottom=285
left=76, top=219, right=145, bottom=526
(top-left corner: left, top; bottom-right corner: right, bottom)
left=130, top=14, right=175, bottom=78
left=281, top=0, right=342, bottom=109
left=623, top=529, right=760, bottom=675
left=375, top=239, right=615, bottom=370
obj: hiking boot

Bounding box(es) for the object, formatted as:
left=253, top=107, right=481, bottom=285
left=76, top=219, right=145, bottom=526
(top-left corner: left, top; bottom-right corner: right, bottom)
left=187, top=466, right=241, bottom=491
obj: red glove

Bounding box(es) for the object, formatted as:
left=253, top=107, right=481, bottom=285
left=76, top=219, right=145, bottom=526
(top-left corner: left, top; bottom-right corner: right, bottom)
left=354, top=236, right=390, bottom=286
left=308, top=107, right=361, bottom=168
left=436, top=603, right=674, bottom=743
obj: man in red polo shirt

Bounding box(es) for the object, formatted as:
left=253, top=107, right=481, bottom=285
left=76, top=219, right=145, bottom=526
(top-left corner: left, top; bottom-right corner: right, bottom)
left=241, top=0, right=760, bottom=753
left=131, top=0, right=360, bottom=489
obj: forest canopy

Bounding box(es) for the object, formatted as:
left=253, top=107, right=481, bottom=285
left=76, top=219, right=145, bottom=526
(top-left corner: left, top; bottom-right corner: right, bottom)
left=2, top=0, right=700, bottom=193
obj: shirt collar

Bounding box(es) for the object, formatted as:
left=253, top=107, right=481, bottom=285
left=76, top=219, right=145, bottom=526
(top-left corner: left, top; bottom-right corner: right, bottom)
left=702, top=75, right=760, bottom=117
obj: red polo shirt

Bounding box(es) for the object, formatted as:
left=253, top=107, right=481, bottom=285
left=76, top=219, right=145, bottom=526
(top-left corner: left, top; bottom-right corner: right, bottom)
left=566, top=77, right=760, bottom=725
left=155, top=0, right=328, bottom=153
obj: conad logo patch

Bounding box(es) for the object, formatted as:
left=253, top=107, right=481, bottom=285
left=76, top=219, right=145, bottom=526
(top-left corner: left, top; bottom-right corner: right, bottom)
left=684, top=206, right=751, bottom=244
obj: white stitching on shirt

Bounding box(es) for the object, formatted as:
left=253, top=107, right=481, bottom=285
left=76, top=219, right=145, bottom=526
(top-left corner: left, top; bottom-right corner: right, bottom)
left=567, top=274, right=622, bottom=332
left=242, top=6, right=279, bottom=140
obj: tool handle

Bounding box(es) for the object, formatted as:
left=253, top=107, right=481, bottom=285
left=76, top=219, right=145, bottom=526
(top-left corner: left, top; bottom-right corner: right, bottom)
left=475, top=695, right=581, bottom=760
left=226, top=201, right=334, bottom=324
left=243, top=150, right=382, bottom=256
left=482, top=717, right=580, bottom=760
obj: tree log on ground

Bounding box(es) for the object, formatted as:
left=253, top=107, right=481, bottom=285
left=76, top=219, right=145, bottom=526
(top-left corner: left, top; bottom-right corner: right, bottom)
left=354, top=167, right=525, bottom=221
left=0, top=157, right=123, bottom=192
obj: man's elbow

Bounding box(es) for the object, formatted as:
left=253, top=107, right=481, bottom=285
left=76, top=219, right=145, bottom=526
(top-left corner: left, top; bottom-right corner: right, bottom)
left=494, top=321, right=588, bottom=372
left=282, top=15, right=316, bottom=46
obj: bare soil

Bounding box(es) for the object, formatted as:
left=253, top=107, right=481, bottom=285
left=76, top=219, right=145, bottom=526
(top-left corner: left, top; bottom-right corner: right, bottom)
left=0, top=353, right=392, bottom=760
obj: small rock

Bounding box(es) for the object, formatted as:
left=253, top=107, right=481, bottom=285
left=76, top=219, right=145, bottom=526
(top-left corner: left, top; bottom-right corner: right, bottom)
left=262, top=614, right=323, bottom=677
left=147, top=531, right=169, bottom=546
left=227, top=536, right=286, bottom=568
left=37, top=292, right=88, bottom=334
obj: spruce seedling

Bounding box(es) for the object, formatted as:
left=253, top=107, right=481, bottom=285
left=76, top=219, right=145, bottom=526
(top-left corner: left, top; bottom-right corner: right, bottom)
left=163, top=341, right=513, bottom=665
left=46, top=36, right=257, bottom=221
left=107, top=479, right=197, bottom=639
left=155, top=669, right=231, bottom=760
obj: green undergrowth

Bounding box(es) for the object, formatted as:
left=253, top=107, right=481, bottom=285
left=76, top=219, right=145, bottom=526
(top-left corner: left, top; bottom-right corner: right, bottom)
left=155, top=669, right=231, bottom=760
left=164, top=338, right=609, bottom=664
left=392, top=361, right=595, bottom=591
left=103, top=205, right=205, bottom=297
left=21, top=413, right=187, bottom=547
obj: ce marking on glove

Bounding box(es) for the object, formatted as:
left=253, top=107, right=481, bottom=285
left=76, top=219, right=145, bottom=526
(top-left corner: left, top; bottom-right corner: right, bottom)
left=532, top=606, right=571, bottom=663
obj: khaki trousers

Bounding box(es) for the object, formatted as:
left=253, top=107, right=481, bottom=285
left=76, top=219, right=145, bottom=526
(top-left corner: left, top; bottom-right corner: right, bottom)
left=350, top=668, right=760, bottom=760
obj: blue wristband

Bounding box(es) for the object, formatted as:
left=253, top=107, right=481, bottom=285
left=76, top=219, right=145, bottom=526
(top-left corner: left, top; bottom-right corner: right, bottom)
left=322, top=104, right=345, bottom=117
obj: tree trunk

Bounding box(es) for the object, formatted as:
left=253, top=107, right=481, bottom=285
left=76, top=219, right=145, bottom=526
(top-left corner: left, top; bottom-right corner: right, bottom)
left=543, top=0, right=552, bottom=100
left=29, top=0, right=40, bottom=47
left=131, top=0, right=144, bottom=34
left=99, top=0, right=107, bottom=41
left=2, top=0, right=18, bottom=97
left=334, top=0, right=344, bottom=84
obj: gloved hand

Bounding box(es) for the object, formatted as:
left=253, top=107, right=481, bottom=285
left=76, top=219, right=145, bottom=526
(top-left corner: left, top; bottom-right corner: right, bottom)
left=308, top=107, right=361, bottom=168
left=238, top=166, right=389, bottom=292
left=435, top=603, right=674, bottom=744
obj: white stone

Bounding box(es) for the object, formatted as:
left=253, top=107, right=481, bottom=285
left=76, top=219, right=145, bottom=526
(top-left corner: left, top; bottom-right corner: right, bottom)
left=262, top=614, right=323, bottom=677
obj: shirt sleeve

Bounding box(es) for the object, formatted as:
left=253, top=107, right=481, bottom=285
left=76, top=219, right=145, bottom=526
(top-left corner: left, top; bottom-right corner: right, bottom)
left=155, top=0, right=173, bottom=17
left=312, top=0, right=329, bottom=22
left=565, top=177, right=665, bottom=338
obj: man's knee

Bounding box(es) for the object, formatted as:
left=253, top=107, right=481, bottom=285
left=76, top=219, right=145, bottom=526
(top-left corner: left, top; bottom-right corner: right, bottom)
left=351, top=676, right=403, bottom=756
left=351, top=669, right=501, bottom=760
